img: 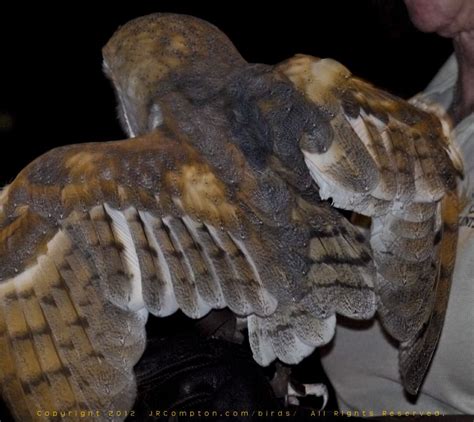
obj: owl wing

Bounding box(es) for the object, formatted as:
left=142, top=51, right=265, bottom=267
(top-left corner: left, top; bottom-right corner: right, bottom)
left=277, top=55, right=463, bottom=394
left=0, top=127, right=375, bottom=419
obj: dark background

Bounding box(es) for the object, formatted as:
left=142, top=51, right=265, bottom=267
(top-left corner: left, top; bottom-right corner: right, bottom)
left=0, top=0, right=452, bottom=187
left=0, top=1, right=454, bottom=419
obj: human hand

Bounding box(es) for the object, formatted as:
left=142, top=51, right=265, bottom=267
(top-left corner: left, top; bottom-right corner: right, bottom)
left=404, top=0, right=474, bottom=122
left=404, top=0, right=474, bottom=37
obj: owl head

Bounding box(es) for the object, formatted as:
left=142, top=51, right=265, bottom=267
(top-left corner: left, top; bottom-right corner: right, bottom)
left=102, top=13, right=245, bottom=137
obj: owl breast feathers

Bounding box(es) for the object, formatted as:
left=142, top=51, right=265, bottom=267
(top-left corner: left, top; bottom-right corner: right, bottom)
left=0, top=13, right=463, bottom=420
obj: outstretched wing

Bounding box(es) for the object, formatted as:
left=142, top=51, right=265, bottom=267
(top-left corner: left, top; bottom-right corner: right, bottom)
left=0, top=127, right=375, bottom=419
left=277, top=55, right=463, bottom=394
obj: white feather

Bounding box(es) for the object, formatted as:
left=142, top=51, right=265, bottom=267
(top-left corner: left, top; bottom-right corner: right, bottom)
left=162, top=216, right=211, bottom=318
left=138, top=211, right=179, bottom=317
left=104, top=204, right=144, bottom=312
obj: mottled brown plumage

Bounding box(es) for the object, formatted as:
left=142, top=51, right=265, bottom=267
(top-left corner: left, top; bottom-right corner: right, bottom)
left=0, top=13, right=462, bottom=420
left=276, top=55, right=462, bottom=394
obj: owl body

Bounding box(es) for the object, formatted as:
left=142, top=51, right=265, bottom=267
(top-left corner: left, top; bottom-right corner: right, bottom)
left=0, top=13, right=463, bottom=420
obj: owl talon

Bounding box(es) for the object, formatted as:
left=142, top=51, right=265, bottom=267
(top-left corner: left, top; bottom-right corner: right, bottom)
left=287, top=382, right=328, bottom=410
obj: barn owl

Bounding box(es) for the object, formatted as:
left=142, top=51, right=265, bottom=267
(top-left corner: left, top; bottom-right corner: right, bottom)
left=0, top=13, right=463, bottom=420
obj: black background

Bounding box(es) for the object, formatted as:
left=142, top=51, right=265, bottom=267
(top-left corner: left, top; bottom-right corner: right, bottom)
left=0, top=0, right=452, bottom=187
